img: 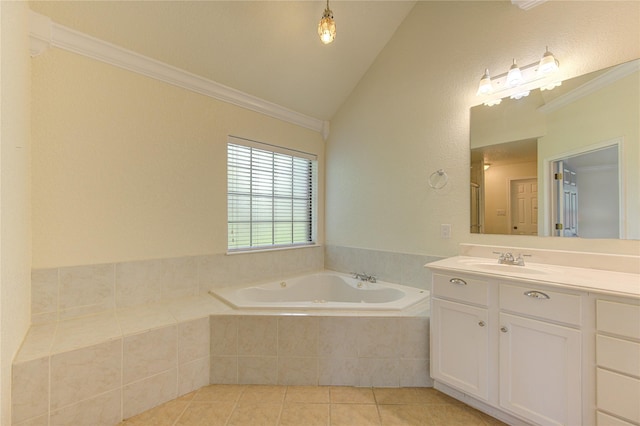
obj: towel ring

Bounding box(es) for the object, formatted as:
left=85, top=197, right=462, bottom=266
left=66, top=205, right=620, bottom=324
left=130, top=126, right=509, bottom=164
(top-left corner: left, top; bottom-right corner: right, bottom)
left=429, top=169, right=448, bottom=189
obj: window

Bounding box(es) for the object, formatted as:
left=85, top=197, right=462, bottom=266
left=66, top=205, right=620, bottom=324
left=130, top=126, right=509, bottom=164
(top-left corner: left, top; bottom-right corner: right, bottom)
left=227, top=136, right=317, bottom=252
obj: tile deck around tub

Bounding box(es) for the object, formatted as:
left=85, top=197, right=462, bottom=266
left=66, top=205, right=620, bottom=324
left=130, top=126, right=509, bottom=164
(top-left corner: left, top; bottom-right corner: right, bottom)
left=118, top=384, right=508, bottom=426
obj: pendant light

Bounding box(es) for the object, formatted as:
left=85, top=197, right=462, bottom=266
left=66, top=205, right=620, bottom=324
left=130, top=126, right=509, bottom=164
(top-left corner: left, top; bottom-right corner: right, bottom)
left=506, top=59, right=523, bottom=87
left=476, top=69, right=493, bottom=95
left=538, top=47, right=559, bottom=75
left=318, top=0, right=336, bottom=44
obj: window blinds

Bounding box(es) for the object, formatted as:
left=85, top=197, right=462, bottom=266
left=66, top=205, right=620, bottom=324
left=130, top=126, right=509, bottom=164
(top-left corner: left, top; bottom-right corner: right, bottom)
left=227, top=137, right=317, bottom=251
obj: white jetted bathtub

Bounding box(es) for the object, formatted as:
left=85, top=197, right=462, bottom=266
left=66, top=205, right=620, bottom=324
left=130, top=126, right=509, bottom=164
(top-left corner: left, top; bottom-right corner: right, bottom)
left=209, top=271, right=430, bottom=310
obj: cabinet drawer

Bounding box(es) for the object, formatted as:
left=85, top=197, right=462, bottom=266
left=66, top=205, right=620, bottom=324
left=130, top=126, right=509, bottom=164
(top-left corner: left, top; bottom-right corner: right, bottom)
left=432, top=274, right=489, bottom=306
left=499, top=284, right=581, bottom=326
left=597, top=334, right=640, bottom=377
left=597, top=411, right=636, bottom=426
left=597, top=368, right=640, bottom=424
left=597, top=300, right=640, bottom=340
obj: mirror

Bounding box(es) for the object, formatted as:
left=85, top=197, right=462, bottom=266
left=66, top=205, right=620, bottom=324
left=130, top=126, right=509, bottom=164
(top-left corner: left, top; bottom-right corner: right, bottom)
left=470, top=59, right=639, bottom=239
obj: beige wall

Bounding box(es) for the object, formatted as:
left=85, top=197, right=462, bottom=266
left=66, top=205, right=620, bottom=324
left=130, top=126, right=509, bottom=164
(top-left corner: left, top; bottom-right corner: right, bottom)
left=0, top=1, right=32, bottom=423
left=327, top=1, right=640, bottom=256
left=31, top=49, right=325, bottom=268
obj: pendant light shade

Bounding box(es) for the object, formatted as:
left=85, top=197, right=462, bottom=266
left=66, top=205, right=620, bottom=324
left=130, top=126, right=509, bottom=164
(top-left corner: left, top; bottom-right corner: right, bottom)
left=506, top=59, right=523, bottom=87
left=477, top=69, right=493, bottom=95
left=318, top=0, right=336, bottom=44
left=538, top=47, right=559, bottom=75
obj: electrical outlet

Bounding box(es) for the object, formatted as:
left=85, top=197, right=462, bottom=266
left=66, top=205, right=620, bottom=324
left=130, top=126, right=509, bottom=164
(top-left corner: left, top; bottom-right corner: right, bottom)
left=440, top=224, right=452, bottom=239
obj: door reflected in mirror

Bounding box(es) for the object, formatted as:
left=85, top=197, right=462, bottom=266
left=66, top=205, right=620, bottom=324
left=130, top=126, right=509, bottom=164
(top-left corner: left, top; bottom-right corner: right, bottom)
left=470, top=59, right=639, bottom=240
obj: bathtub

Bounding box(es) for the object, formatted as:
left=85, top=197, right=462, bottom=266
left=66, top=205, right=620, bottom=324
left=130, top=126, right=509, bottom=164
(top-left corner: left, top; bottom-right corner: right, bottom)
left=209, top=271, right=429, bottom=310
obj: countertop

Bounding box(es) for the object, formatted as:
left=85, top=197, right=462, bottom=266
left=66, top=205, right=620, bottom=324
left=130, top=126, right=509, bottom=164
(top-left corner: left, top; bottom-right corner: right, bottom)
left=426, top=256, right=640, bottom=299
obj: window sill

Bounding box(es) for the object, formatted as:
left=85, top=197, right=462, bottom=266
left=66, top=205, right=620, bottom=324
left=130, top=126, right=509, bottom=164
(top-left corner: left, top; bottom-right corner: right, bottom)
left=226, top=243, right=321, bottom=256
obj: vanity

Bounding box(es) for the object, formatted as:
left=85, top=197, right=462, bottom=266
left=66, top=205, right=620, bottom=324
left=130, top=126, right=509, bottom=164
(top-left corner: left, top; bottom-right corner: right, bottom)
left=426, top=244, right=640, bottom=426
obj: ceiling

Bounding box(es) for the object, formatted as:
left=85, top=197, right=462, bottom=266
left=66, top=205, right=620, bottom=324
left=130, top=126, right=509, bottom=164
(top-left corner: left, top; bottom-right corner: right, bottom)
left=29, top=1, right=418, bottom=121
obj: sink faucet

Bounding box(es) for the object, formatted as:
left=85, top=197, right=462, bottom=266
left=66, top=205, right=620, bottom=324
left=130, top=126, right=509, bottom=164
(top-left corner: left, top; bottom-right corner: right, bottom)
left=493, top=252, right=530, bottom=266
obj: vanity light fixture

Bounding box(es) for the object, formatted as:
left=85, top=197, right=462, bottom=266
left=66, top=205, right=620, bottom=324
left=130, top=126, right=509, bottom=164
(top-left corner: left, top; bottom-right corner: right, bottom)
left=318, top=0, right=336, bottom=44
left=477, top=47, right=561, bottom=106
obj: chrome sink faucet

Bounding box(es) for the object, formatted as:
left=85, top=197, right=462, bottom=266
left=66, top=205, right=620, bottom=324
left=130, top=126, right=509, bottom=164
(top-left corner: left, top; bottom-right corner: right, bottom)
left=493, top=251, right=530, bottom=266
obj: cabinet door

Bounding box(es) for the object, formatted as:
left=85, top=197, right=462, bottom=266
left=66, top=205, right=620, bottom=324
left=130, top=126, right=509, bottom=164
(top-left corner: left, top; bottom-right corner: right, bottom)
left=431, top=298, right=489, bottom=400
left=499, top=313, right=581, bottom=426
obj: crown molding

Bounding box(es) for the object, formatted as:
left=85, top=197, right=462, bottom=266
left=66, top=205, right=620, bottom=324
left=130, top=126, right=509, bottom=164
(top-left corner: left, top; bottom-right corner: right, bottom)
left=28, top=11, right=329, bottom=140
left=538, top=59, right=639, bottom=114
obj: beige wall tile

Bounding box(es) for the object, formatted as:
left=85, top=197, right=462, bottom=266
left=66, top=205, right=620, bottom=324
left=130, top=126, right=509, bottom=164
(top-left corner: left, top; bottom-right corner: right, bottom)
left=14, top=323, right=56, bottom=363
left=49, top=388, right=121, bottom=426
left=277, top=357, right=318, bottom=385
left=237, top=317, right=277, bottom=356
left=58, top=264, right=114, bottom=319
left=318, top=317, right=358, bottom=358
left=161, top=257, right=198, bottom=300
left=357, top=318, right=399, bottom=358
left=116, top=304, right=176, bottom=336
left=123, top=325, right=177, bottom=385
left=178, top=357, right=211, bottom=396
left=115, top=259, right=163, bottom=308
left=31, top=268, right=58, bottom=318
left=50, top=339, right=122, bottom=411
left=278, top=316, right=318, bottom=357
left=398, top=317, right=429, bottom=359
left=51, top=312, right=121, bottom=354
left=122, top=369, right=178, bottom=419
left=11, top=357, right=49, bottom=424
left=237, top=356, right=277, bottom=385
left=178, top=317, right=209, bottom=364
left=210, top=316, right=238, bottom=356
left=399, top=359, right=432, bottom=387
left=358, top=358, right=399, bottom=387
left=318, top=357, right=358, bottom=386
left=210, top=356, right=238, bottom=384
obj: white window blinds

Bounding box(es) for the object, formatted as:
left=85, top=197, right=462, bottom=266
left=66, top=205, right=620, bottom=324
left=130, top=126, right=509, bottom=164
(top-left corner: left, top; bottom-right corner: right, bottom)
left=227, top=137, right=317, bottom=252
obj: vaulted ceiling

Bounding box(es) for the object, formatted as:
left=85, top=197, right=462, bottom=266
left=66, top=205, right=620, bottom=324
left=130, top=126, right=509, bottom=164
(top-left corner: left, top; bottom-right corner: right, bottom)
left=30, top=1, right=418, bottom=121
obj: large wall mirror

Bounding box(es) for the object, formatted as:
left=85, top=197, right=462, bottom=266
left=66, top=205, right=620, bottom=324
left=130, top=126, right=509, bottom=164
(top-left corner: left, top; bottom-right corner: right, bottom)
left=470, top=59, right=639, bottom=240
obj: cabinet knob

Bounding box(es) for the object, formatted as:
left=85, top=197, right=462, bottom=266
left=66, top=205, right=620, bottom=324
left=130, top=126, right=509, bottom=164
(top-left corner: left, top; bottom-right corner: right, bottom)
left=478, top=321, right=486, bottom=327
left=500, top=326, right=508, bottom=333
left=449, top=278, right=467, bottom=286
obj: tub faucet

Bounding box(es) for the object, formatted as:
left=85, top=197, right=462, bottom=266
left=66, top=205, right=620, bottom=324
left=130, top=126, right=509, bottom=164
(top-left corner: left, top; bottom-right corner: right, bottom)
left=351, top=272, right=377, bottom=283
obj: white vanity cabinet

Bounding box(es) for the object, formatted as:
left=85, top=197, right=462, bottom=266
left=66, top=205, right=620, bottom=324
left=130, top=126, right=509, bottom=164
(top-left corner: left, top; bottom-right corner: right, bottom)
left=595, top=299, right=640, bottom=425
left=430, top=271, right=585, bottom=426
left=431, top=273, right=490, bottom=400
left=498, top=284, right=583, bottom=426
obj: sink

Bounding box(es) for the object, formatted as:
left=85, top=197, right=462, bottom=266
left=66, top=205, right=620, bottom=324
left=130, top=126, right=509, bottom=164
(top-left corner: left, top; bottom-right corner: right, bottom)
left=457, top=258, right=553, bottom=275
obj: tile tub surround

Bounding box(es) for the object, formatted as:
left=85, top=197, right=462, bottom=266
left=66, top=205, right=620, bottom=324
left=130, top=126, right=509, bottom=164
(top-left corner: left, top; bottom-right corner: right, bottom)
left=210, top=314, right=431, bottom=388
left=30, top=246, right=324, bottom=324
left=12, top=296, right=222, bottom=426
left=13, top=294, right=430, bottom=425
left=324, top=245, right=443, bottom=291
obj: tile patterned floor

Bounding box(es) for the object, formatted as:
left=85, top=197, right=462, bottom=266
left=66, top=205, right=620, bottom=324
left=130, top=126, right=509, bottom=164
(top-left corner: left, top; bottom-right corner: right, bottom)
left=118, top=385, right=507, bottom=426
